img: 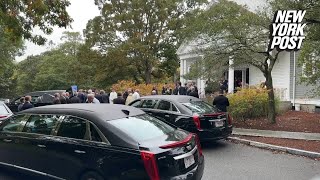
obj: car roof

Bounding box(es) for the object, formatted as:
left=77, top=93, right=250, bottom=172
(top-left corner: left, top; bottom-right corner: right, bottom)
left=139, top=95, right=201, bottom=103
left=20, top=104, right=145, bottom=121
left=23, top=90, right=66, bottom=96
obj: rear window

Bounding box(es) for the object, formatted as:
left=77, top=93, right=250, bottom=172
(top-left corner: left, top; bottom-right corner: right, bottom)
left=108, top=114, right=175, bottom=141
left=0, top=105, right=9, bottom=114
left=182, top=101, right=219, bottom=114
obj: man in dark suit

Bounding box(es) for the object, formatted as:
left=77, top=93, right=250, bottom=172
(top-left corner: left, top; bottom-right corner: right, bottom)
left=21, top=96, right=34, bottom=111
left=189, top=87, right=199, bottom=98
left=69, top=93, right=81, bottom=103
left=173, top=82, right=186, bottom=95
left=213, top=90, right=230, bottom=112
left=100, top=90, right=109, bottom=103
left=113, top=93, right=126, bottom=105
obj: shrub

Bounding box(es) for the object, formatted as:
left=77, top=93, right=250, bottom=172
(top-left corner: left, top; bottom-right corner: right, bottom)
left=204, top=81, right=220, bottom=95
left=227, top=87, right=279, bottom=121
left=111, top=80, right=175, bottom=96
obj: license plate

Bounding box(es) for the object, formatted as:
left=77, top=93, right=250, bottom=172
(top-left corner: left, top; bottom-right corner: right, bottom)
left=184, top=155, right=195, bottom=169
left=215, top=121, right=224, bottom=127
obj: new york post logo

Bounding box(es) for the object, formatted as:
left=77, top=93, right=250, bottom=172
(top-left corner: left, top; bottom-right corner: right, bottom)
left=269, top=10, right=307, bottom=51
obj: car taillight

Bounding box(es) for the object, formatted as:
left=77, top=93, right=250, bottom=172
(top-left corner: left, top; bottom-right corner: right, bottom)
left=140, top=151, right=160, bottom=180
left=195, top=134, right=203, bottom=156
left=192, top=115, right=201, bottom=130
left=0, top=115, right=7, bottom=119
left=159, top=134, right=193, bottom=149
left=228, top=113, right=232, bottom=125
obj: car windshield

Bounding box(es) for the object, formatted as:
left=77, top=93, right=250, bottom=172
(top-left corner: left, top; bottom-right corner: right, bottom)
left=182, top=101, right=219, bottom=114
left=0, top=105, right=9, bottom=114
left=108, top=114, right=176, bottom=142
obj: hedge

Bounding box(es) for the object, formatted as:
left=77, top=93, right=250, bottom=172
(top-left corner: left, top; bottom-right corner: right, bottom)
left=227, top=87, right=279, bottom=121
left=111, top=80, right=175, bottom=96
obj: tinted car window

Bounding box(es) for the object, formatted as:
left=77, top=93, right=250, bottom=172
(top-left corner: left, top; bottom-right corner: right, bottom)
left=90, top=123, right=102, bottom=142
left=157, top=100, right=171, bottom=111
left=108, top=114, right=175, bottom=142
left=130, top=100, right=141, bottom=107
left=172, top=104, right=179, bottom=112
left=0, top=105, right=9, bottom=114
left=1, top=114, right=29, bottom=132
left=182, top=101, right=219, bottom=114
left=141, top=99, right=158, bottom=108
left=57, top=116, right=88, bottom=140
left=23, top=115, right=60, bottom=135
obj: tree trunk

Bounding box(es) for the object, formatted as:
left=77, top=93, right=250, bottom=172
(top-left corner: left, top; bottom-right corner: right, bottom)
left=145, top=68, right=152, bottom=84
left=265, top=71, right=276, bottom=124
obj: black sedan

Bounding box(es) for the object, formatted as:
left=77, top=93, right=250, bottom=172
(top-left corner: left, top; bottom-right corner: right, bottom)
left=129, top=95, right=233, bottom=142
left=0, top=104, right=204, bottom=180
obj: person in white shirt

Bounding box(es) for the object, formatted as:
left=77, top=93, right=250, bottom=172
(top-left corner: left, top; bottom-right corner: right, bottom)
left=132, top=89, right=140, bottom=100
left=109, top=88, right=117, bottom=104
left=125, top=90, right=134, bottom=105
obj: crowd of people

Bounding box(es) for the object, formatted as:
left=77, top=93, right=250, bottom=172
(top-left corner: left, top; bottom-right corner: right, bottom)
left=51, top=88, right=141, bottom=106
left=159, top=81, right=199, bottom=98
left=16, top=81, right=201, bottom=112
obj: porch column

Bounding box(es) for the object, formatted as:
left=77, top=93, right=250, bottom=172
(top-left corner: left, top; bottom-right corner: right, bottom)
left=228, top=57, right=234, bottom=93
left=180, top=59, right=184, bottom=84
left=242, top=69, right=246, bottom=88
left=184, top=59, right=188, bottom=82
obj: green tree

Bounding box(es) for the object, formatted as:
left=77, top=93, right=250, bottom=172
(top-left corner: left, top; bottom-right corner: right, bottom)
left=183, top=0, right=280, bottom=123
left=0, top=0, right=72, bottom=45
left=85, top=0, right=207, bottom=84
left=15, top=55, right=44, bottom=94
left=15, top=31, right=88, bottom=92
left=271, top=0, right=320, bottom=95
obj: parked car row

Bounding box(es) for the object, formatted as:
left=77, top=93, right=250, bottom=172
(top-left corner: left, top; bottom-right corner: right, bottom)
left=129, top=95, right=233, bottom=142
left=0, top=104, right=204, bottom=180
left=0, top=94, right=232, bottom=179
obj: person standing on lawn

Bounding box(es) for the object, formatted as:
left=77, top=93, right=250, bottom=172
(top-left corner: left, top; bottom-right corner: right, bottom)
left=213, top=90, right=229, bottom=112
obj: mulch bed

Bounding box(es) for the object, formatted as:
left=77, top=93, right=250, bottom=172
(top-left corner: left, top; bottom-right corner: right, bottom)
left=233, top=111, right=320, bottom=133
left=235, top=135, right=320, bottom=154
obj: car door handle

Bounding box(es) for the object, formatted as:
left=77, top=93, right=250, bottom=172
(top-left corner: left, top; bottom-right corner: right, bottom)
left=74, top=150, right=86, bottom=154
left=37, top=144, right=46, bottom=148
left=165, top=115, right=170, bottom=117
left=3, top=139, right=12, bottom=143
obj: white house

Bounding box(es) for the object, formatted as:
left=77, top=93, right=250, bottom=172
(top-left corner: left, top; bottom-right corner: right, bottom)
left=177, top=0, right=320, bottom=111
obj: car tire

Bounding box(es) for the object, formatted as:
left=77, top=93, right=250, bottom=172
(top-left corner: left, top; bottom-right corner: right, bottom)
left=80, top=171, right=104, bottom=180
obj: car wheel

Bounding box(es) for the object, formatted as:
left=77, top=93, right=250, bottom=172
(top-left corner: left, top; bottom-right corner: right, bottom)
left=80, top=171, right=104, bottom=180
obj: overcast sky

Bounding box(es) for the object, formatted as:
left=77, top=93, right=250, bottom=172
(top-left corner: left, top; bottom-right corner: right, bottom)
left=16, top=0, right=100, bottom=61
left=16, top=0, right=267, bottom=62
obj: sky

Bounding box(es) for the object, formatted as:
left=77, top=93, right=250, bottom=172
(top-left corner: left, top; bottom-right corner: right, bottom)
left=16, top=0, right=267, bottom=62
left=16, top=0, right=100, bottom=61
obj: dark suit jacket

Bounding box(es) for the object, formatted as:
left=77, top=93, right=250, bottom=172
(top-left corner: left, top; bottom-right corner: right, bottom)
left=101, top=94, right=109, bottom=103
left=113, top=97, right=126, bottom=105
left=213, top=95, right=230, bottom=112
left=189, top=91, right=199, bottom=98
left=69, top=96, right=81, bottom=104
left=21, top=102, right=34, bottom=111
